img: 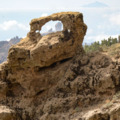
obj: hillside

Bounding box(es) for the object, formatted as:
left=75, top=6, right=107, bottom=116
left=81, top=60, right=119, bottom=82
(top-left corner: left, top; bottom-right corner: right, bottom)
left=0, top=12, right=120, bottom=120
left=102, top=43, right=120, bottom=57
left=84, top=39, right=120, bottom=62
left=0, top=36, right=21, bottom=63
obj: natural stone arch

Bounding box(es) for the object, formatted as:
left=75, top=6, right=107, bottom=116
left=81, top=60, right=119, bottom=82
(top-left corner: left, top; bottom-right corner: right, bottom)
left=8, top=12, right=87, bottom=68
left=40, top=20, right=63, bottom=36
left=27, top=12, right=87, bottom=42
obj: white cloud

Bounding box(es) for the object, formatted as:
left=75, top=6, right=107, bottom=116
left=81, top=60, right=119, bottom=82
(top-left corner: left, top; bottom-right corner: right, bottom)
left=0, top=20, right=29, bottom=31
left=109, top=14, right=120, bottom=25
left=46, top=25, right=52, bottom=30
left=85, top=34, right=118, bottom=43
left=41, top=13, right=48, bottom=17
left=6, top=38, right=11, bottom=41
left=87, top=28, right=93, bottom=34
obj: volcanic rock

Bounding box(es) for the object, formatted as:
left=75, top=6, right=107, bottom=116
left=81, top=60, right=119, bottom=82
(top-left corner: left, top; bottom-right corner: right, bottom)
left=8, top=12, right=87, bottom=68
left=0, top=12, right=120, bottom=120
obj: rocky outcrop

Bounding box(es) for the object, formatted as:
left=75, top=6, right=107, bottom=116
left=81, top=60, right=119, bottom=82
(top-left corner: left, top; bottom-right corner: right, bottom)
left=0, top=12, right=120, bottom=120
left=0, top=36, right=21, bottom=64
left=78, top=98, right=120, bottom=120
left=0, top=106, right=18, bottom=120
left=8, top=12, right=87, bottom=68
left=55, top=22, right=62, bottom=31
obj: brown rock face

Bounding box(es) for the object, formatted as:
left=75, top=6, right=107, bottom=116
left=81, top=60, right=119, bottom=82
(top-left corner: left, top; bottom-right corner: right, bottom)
left=8, top=12, right=87, bottom=68
left=1, top=12, right=120, bottom=120
left=0, top=106, right=18, bottom=120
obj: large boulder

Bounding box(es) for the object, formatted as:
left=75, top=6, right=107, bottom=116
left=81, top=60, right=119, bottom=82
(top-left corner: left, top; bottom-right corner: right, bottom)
left=8, top=12, right=87, bottom=68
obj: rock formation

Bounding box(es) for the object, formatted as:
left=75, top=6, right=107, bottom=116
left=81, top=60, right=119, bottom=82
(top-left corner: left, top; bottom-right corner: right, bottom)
left=8, top=12, right=87, bottom=68
left=0, top=36, right=21, bottom=64
left=0, top=12, right=120, bottom=120
left=55, top=22, right=62, bottom=31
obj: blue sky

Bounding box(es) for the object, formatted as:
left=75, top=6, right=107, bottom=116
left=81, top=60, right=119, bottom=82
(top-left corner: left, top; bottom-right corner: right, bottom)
left=0, top=0, right=120, bottom=44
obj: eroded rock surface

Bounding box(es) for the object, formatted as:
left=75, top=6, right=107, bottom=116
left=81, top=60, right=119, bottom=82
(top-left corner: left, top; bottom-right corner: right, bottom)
left=0, top=12, right=120, bottom=120
left=8, top=12, right=87, bottom=68
left=0, top=106, right=18, bottom=120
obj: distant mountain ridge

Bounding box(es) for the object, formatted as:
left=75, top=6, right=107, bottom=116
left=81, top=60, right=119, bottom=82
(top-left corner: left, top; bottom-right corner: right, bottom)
left=0, top=22, right=62, bottom=63
left=0, top=36, right=21, bottom=63
left=83, top=1, right=108, bottom=8
left=41, top=22, right=63, bottom=36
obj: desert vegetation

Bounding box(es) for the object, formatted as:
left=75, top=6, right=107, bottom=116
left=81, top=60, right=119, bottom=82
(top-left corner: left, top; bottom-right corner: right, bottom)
left=84, top=35, right=120, bottom=53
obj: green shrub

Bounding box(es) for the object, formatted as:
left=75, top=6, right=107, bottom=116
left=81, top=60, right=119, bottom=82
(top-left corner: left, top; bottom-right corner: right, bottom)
left=84, top=36, right=119, bottom=53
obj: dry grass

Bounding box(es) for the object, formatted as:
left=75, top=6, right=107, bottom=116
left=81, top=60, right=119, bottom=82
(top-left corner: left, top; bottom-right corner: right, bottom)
left=102, top=43, right=120, bottom=56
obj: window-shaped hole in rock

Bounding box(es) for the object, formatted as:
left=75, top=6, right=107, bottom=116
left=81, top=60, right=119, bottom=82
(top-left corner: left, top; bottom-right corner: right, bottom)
left=40, top=20, right=63, bottom=36
left=35, top=30, right=40, bottom=33
left=68, top=29, right=71, bottom=33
